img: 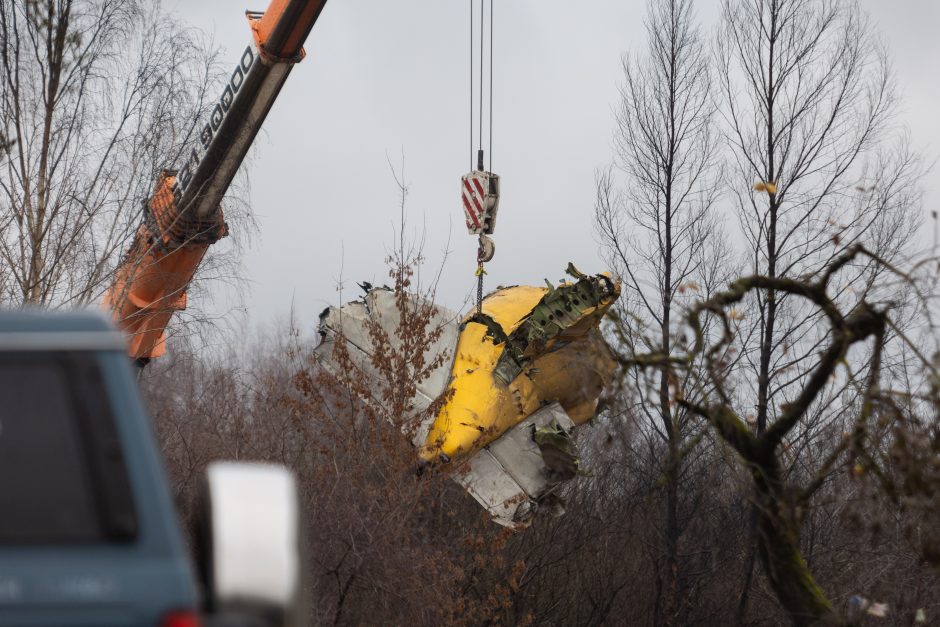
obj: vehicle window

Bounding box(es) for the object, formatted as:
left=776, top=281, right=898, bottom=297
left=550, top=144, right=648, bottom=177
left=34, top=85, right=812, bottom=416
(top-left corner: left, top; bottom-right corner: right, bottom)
left=0, top=354, right=136, bottom=544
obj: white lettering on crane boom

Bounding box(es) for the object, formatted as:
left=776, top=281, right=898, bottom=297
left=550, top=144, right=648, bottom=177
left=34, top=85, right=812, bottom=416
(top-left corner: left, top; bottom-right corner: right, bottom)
left=172, top=45, right=256, bottom=202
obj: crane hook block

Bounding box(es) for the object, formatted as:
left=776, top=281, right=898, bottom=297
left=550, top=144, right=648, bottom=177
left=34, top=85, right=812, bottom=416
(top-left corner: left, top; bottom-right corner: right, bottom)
left=462, top=170, right=500, bottom=236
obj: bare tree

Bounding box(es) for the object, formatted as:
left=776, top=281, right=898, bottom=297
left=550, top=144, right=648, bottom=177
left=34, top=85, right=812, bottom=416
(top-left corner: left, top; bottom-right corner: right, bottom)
left=717, top=0, right=919, bottom=431
left=594, top=0, right=729, bottom=623
left=715, top=0, right=923, bottom=616
left=616, top=243, right=940, bottom=626
left=0, top=0, right=242, bottom=311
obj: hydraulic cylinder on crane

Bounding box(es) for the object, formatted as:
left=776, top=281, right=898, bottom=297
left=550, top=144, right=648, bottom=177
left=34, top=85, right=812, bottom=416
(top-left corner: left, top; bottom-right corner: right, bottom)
left=105, top=0, right=328, bottom=364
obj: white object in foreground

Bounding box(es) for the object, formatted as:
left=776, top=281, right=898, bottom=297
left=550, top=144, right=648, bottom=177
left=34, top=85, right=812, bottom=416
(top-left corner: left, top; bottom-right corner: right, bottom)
left=205, top=461, right=300, bottom=612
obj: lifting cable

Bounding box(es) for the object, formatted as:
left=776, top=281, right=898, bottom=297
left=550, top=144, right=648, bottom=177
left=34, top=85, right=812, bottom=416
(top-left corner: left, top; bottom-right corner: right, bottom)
left=468, top=0, right=495, bottom=314
left=479, top=0, right=484, bottom=168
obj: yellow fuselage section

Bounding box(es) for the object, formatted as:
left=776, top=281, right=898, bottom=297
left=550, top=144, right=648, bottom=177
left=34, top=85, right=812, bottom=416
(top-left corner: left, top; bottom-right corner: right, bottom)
left=419, top=283, right=617, bottom=464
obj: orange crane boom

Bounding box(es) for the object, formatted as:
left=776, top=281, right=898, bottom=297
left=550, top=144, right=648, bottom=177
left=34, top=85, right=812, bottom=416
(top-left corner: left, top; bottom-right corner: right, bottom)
left=105, top=0, right=328, bottom=365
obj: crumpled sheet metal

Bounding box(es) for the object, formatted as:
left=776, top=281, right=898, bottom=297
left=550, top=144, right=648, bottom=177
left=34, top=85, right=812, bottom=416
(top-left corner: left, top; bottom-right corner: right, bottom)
left=314, top=268, right=620, bottom=527
left=455, top=402, right=575, bottom=527
left=419, top=269, right=620, bottom=465
left=315, top=287, right=458, bottom=446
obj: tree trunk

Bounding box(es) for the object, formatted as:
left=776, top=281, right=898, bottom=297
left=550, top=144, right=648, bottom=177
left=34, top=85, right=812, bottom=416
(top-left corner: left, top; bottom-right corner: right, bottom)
left=752, top=459, right=841, bottom=626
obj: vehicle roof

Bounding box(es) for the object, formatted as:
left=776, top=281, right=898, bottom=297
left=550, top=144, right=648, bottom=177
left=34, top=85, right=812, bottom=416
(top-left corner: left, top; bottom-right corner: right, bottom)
left=0, top=310, right=125, bottom=351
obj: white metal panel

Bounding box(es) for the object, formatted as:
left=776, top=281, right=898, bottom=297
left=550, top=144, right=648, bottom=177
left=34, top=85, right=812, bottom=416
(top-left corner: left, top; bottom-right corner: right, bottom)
left=487, top=403, right=574, bottom=498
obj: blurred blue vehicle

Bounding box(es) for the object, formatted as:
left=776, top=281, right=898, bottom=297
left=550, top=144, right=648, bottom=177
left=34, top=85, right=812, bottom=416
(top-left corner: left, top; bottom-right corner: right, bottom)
left=0, top=312, right=301, bottom=627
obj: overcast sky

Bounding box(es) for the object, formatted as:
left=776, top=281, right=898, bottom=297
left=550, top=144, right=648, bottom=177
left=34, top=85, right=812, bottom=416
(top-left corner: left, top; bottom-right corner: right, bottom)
left=169, top=0, right=940, bottom=335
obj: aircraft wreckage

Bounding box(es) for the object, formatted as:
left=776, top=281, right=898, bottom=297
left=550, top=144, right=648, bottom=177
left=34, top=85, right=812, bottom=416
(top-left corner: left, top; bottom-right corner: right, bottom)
left=315, top=264, right=621, bottom=528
